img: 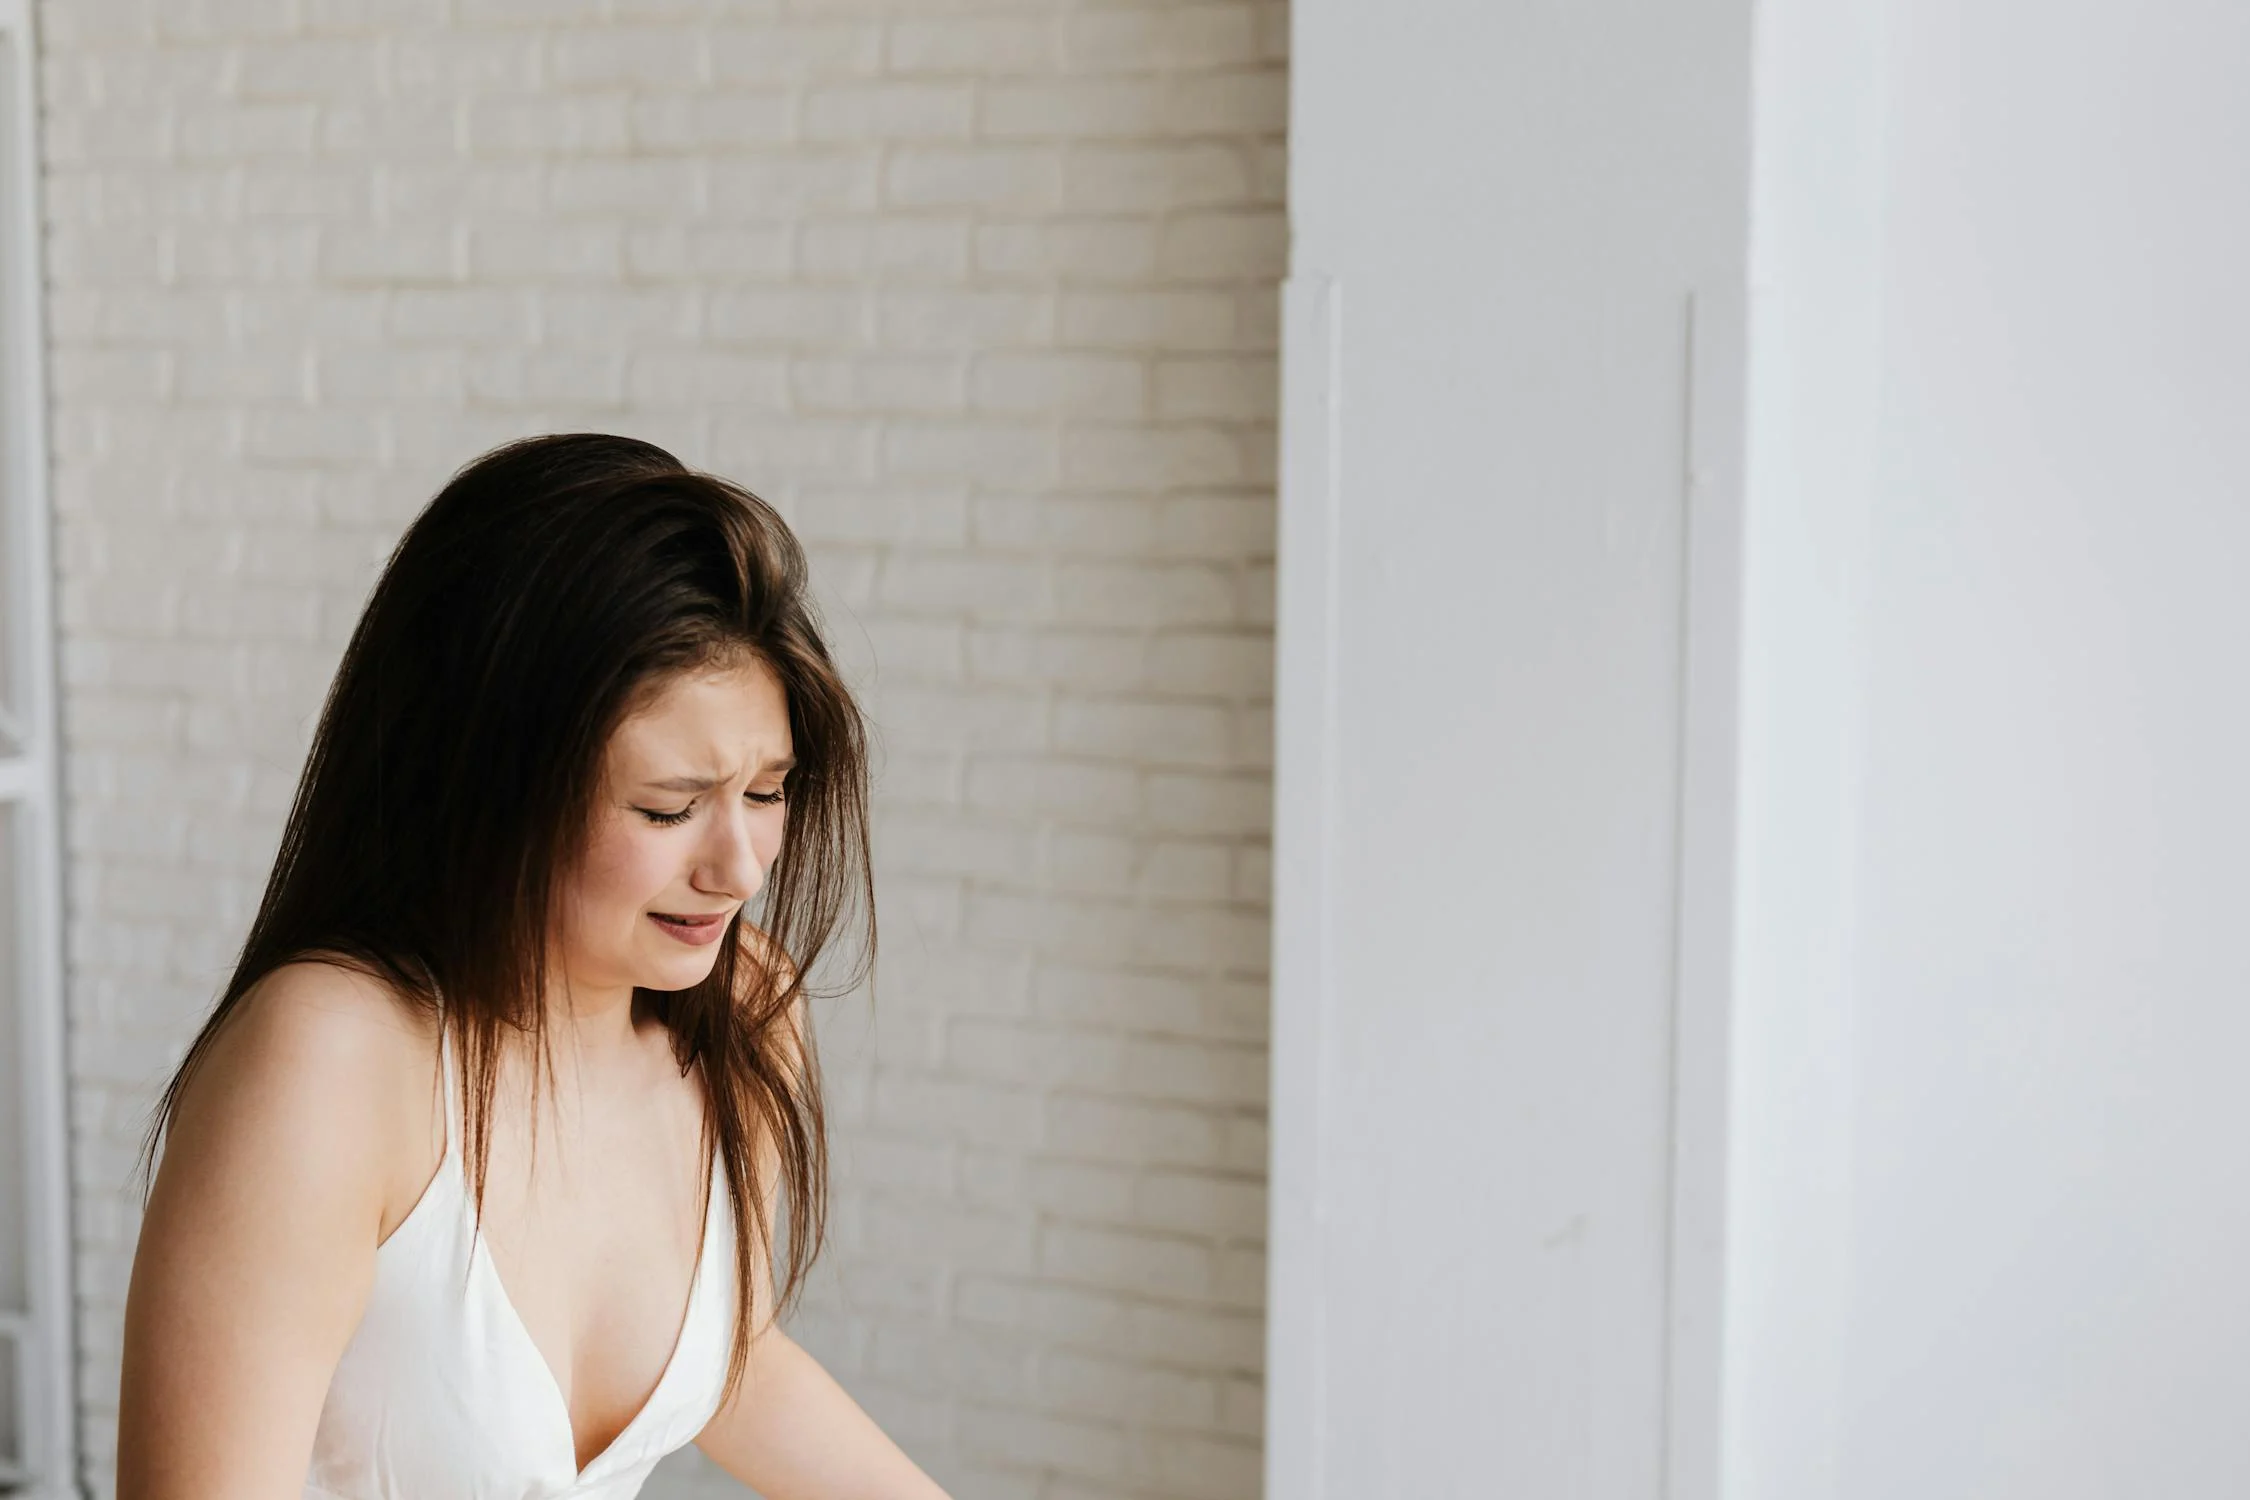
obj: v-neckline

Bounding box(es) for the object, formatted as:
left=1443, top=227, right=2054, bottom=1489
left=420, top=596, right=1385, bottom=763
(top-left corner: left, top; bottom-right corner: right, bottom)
left=463, top=1143, right=719, bottom=1486
left=435, top=1014, right=721, bottom=1486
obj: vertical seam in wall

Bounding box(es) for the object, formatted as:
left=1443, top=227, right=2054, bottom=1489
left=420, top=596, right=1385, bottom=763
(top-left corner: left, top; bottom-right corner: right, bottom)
left=1659, top=287, right=1699, bottom=1500
left=1268, top=262, right=1342, bottom=1500
left=1664, top=278, right=1750, bottom=1500
left=1310, top=269, right=1342, bottom=1500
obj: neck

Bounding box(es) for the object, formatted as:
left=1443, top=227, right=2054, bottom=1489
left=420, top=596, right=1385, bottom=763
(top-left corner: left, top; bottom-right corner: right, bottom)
left=543, top=977, right=644, bottom=1064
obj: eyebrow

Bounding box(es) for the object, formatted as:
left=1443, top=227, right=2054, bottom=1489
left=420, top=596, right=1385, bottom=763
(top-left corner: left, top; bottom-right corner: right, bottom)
left=642, top=756, right=796, bottom=792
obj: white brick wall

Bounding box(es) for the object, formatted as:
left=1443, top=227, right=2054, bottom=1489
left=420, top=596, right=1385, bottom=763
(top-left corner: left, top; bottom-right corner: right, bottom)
left=38, top=3, right=1281, bottom=1496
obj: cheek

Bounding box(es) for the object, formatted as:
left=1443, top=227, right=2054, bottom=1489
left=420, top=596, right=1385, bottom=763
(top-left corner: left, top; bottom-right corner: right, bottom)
left=753, top=814, right=786, bottom=869
left=573, top=821, right=677, bottom=922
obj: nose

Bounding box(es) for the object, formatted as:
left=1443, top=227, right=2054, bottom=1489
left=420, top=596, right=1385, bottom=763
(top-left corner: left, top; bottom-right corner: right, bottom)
left=695, top=796, right=764, bottom=906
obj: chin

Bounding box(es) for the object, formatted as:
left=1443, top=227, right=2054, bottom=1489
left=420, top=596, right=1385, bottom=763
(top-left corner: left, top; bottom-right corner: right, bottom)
left=645, top=943, right=724, bottom=983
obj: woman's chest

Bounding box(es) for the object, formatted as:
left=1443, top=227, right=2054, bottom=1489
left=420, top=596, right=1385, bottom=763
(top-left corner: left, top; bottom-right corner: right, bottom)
left=312, top=1134, right=735, bottom=1500
left=468, top=1051, right=716, bottom=1462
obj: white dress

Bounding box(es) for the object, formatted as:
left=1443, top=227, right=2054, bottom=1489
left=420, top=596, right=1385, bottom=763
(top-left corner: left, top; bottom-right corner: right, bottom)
left=304, top=1016, right=736, bottom=1499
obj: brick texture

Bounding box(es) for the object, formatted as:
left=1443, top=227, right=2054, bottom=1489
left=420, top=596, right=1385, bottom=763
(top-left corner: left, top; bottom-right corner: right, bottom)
left=38, top=3, right=1281, bottom=1497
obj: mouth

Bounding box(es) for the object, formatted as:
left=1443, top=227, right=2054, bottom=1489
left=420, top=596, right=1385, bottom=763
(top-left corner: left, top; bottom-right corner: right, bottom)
left=649, top=909, right=733, bottom=946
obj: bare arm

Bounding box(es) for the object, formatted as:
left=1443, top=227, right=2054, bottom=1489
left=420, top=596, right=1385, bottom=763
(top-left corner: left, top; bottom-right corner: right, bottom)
left=696, top=927, right=952, bottom=1499
left=116, top=964, right=413, bottom=1499
left=695, top=1327, right=951, bottom=1500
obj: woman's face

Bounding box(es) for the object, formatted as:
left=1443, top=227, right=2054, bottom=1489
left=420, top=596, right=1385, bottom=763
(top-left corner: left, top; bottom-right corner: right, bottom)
left=556, top=656, right=794, bottom=1001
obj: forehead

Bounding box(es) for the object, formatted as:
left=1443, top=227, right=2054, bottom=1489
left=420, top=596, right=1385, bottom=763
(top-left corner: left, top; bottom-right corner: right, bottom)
left=608, top=661, right=791, bottom=771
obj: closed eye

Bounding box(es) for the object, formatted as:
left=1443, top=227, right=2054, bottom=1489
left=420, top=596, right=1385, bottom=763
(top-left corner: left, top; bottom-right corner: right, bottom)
left=637, top=788, right=786, bottom=826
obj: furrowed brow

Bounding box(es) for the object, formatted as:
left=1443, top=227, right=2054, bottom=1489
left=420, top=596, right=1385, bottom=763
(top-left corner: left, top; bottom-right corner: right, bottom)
left=643, top=756, right=795, bottom=792
left=645, top=774, right=722, bottom=793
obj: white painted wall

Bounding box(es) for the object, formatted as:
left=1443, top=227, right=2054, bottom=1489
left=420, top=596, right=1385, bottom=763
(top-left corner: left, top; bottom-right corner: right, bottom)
left=1286, top=0, right=2250, bottom=1495
left=1271, top=1, right=1750, bottom=1495
left=1730, top=1, right=2250, bottom=1496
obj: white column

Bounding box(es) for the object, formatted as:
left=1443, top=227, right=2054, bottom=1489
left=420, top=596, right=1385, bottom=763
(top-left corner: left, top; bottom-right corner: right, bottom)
left=1269, top=1, right=1754, bottom=1494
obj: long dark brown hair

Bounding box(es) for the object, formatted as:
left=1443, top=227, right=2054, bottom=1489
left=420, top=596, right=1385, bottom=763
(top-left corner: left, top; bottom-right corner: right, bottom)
left=133, top=432, right=875, bottom=1407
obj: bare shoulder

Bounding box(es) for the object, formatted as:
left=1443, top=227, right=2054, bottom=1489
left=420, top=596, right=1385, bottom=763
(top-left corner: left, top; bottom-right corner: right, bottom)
left=174, top=959, right=426, bottom=1131
left=117, top=959, right=430, bottom=1495
left=170, top=958, right=434, bottom=1160
left=243, top=953, right=433, bottom=1045
left=158, top=957, right=439, bottom=1245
